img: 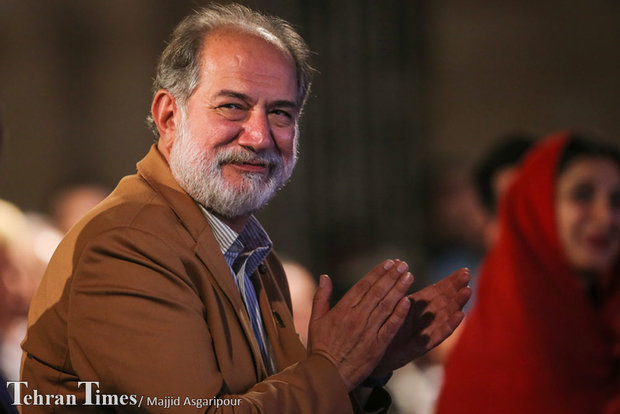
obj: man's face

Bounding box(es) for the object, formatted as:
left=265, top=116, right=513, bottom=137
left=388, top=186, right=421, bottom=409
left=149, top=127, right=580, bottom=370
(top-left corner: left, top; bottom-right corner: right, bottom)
left=169, top=29, right=300, bottom=218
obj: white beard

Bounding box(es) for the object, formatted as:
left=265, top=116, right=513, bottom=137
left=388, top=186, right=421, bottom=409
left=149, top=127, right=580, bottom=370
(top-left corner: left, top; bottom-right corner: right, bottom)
left=169, top=111, right=297, bottom=218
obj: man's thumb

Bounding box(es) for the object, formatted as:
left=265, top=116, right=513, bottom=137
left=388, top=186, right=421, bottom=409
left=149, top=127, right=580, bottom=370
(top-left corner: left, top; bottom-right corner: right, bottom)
left=310, top=274, right=332, bottom=321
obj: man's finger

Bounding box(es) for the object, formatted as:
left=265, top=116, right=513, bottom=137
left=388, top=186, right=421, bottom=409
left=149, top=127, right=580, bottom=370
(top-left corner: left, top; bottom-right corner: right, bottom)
left=339, top=260, right=397, bottom=308
left=366, top=271, right=414, bottom=330
left=447, top=268, right=471, bottom=290
left=310, top=274, right=332, bottom=322
left=352, top=260, right=409, bottom=311
left=438, top=276, right=472, bottom=315
left=430, top=310, right=466, bottom=346
left=410, top=268, right=470, bottom=303
left=455, top=286, right=472, bottom=309
left=377, top=296, right=411, bottom=344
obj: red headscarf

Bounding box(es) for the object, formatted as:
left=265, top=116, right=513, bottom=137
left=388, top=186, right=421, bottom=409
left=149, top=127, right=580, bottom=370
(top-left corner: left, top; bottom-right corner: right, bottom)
left=437, top=132, right=620, bottom=414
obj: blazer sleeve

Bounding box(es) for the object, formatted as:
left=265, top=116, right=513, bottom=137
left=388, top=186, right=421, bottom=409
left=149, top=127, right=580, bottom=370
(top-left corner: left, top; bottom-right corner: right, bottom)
left=66, top=226, right=354, bottom=414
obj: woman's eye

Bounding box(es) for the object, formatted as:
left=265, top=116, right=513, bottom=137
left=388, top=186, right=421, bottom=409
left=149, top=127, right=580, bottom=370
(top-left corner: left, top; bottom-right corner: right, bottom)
left=610, top=190, right=620, bottom=210
left=570, top=184, right=594, bottom=202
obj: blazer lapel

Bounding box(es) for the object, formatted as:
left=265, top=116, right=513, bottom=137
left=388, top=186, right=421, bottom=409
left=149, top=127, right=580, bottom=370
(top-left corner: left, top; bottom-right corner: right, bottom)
left=136, top=145, right=267, bottom=378
left=194, top=232, right=268, bottom=378
left=255, top=258, right=307, bottom=371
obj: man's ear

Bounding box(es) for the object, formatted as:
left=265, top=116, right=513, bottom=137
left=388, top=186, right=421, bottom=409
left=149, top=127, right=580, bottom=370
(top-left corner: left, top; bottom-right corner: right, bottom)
left=151, top=89, right=180, bottom=162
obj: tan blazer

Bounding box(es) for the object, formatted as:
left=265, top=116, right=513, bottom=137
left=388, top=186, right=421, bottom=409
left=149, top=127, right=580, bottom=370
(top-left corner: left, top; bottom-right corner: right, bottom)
left=20, top=146, right=354, bottom=413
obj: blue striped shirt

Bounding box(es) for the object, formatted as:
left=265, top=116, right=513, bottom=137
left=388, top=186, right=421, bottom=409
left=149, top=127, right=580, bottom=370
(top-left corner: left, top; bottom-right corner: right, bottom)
left=199, top=205, right=277, bottom=375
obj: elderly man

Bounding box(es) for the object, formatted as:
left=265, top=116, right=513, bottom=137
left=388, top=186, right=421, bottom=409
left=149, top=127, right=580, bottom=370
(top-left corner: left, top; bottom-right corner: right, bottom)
left=19, top=4, right=470, bottom=413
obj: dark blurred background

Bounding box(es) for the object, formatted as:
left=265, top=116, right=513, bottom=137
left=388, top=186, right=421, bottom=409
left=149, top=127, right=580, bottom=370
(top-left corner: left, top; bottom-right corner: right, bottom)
left=1, top=0, right=619, bottom=290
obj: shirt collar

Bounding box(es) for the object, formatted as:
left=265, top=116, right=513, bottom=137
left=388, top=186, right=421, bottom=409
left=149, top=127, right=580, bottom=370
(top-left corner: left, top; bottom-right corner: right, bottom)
left=199, top=204, right=273, bottom=258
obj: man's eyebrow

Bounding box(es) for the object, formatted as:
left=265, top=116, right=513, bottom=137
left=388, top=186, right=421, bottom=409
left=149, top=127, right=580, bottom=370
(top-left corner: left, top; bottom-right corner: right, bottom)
left=215, top=90, right=251, bottom=101
left=269, top=100, right=299, bottom=111
left=215, top=90, right=299, bottom=111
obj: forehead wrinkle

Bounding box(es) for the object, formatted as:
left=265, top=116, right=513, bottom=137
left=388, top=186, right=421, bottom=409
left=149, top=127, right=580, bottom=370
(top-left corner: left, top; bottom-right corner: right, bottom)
left=211, top=24, right=289, bottom=57
left=203, top=26, right=292, bottom=64
left=199, top=60, right=296, bottom=109
left=200, top=27, right=296, bottom=83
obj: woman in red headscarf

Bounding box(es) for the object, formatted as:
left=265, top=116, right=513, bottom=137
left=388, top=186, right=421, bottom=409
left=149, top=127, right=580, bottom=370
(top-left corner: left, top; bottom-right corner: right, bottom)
left=436, top=131, right=620, bottom=414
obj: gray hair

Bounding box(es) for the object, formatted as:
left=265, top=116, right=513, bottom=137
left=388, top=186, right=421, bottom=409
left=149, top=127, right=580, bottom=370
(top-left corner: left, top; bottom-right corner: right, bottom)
left=147, top=3, right=314, bottom=137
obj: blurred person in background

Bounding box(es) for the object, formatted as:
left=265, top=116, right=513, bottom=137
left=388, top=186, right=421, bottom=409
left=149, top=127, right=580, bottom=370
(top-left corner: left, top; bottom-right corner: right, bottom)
left=423, top=163, right=486, bottom=298
left=281, top=259, right=317, bottom=346
left=473, top=133, right=536, bottom=249
left=0, top=200, right=60, bottom=382
left=0, top=200, right=33, bottom=381
left=425, top=133, right=535, bottom=313
left=389, top=163, right=485, bottom=414
left=49, top=184, right=110, bottom=234
left=437, top=131, right=620, bottom=414
left=387, top=134, right=535, bottom=414
left=0, top=105, right=19, bottom=414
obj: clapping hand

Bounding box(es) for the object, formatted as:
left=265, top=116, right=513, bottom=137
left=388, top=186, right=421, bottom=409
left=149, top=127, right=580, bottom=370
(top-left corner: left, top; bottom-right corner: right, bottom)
left=371, top=268, right=471, bottom=377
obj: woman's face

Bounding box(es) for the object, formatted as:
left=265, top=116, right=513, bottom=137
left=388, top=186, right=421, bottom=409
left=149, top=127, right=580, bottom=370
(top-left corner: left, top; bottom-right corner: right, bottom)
left=556, top=157, right=620, bottom=273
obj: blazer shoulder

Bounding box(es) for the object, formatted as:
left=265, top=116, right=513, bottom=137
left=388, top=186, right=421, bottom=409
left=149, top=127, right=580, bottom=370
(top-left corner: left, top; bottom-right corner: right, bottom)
left=61, top=172, right=198, bottom=259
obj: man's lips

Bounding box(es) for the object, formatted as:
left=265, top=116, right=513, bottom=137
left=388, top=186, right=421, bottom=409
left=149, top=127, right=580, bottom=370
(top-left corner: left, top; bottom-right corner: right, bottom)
left=225, top=161, right=270, bottom=173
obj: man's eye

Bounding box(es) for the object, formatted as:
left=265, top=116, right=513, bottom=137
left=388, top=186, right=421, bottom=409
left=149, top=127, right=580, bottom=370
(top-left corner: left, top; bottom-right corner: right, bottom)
left=271, top=109, right=291, bottom=118
left=219, top=103, right=243, bottom=110
left=216, top=104, right=247, bottom=120
left=269, top=109, right=294, bottom=126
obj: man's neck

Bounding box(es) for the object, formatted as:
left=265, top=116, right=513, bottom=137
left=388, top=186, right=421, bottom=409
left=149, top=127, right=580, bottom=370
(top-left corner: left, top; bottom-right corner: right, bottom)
left=214, top=212, right=250, bottom=234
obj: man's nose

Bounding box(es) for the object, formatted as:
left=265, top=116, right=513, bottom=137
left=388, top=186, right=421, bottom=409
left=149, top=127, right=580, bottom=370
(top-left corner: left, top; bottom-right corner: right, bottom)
left=237, top=109, right=274, bottom=152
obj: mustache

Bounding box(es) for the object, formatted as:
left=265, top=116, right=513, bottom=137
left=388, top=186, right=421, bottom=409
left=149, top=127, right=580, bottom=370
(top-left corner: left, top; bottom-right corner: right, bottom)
left=216, top=148, right=282, bottom=169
